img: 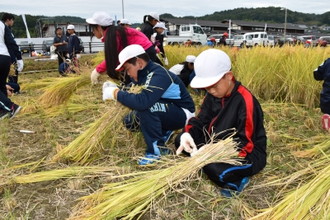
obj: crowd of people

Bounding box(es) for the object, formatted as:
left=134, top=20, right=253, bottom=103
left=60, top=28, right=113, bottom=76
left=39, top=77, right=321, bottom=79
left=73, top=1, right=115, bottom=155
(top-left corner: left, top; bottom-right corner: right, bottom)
left=2, top=10, right=329, bottom=198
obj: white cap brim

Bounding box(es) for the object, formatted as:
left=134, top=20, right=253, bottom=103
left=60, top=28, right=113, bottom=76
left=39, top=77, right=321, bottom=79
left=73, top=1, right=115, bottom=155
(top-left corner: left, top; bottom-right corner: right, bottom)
left=190, top=73, right=224, bottom=89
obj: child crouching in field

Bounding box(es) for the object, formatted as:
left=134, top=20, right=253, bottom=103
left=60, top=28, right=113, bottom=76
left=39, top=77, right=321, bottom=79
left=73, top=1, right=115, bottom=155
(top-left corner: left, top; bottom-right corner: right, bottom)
left=175, top=49, right=267, bottom=197
left=313, top=58, right=330, bottom=131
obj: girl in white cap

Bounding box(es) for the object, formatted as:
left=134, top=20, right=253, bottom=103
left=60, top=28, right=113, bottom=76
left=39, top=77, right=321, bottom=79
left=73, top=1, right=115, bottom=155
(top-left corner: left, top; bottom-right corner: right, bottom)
left=86, top=12, right=159, bottom=84
left=175, top=49, right=267, bottom=197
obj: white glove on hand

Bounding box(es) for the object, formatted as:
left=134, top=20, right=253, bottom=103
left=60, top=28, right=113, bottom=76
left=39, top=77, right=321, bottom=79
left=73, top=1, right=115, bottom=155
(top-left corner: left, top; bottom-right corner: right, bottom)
left=91, top=68, right=100, bottom=85
left=164, top=57, right=169, bottom=66
left=16, top=59, right=24, bottom=72
left=102, top=81, right=118, bottom=101
left=176, top=132, right=197, bottom=155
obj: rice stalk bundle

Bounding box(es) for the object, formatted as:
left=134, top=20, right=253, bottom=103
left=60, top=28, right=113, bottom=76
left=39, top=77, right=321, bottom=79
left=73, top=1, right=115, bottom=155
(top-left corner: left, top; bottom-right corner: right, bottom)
left=257, top=156, right=328, bottom=189
left=21, top=77, right=57, bottom=90
left=69, top=136, right=241, bottom=220
left=39, top=74, right=90, bottom=108
left=251, top=162, right=330, bottom=220
left=294, top=139, right=330, bottom=158
left=52, top=104, right=128, bottom=165
left=11, top=166, right=119, bottom=184
left=43, top=102, right=99, bottom=118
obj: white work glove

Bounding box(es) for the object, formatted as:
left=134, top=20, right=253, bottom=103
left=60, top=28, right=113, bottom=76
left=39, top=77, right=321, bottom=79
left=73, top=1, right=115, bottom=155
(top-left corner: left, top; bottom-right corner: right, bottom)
left=176, top=132, right=198, bottom=155
left=16, top=59, right=24, bottom=72
left=91, top=68, right=101, bottom=85
left=102, top=81, right=118, bottom=101
left=164, top=57, right=169, bottom=66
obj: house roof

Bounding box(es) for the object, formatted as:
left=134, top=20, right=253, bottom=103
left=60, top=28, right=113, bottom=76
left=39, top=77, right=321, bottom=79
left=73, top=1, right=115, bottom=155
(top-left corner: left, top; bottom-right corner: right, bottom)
left=163, top=17, right=305, bottom=30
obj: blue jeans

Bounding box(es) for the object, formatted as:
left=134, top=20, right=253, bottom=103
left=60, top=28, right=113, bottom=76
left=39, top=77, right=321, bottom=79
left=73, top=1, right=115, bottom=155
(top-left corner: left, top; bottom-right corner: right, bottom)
left=124, top=101, right=186, bottom=154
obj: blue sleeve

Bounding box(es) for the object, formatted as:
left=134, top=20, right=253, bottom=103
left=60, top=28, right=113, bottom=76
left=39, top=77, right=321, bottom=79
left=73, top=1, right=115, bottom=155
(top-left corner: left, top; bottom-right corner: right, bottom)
left=4, top=26, right=22, bottom=62
left=117, top=71, right=172, bottom=111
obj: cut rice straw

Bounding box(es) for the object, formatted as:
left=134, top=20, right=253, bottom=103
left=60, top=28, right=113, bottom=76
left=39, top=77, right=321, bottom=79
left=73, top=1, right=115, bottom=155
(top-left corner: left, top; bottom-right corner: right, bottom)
left=52, top=104, right=128, bottom=165
left=69, top=135, right=242, bottom=220
left=250, top=161, right=330, bottom=220
left=39, top=74, right=90, bottom=108
left=294, top=139, right=330, bottom=158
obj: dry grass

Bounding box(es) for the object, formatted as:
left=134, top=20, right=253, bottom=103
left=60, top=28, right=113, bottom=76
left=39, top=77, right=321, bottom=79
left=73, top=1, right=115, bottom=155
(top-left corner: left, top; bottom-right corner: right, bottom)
left=1, top=47, right=330, bottom=219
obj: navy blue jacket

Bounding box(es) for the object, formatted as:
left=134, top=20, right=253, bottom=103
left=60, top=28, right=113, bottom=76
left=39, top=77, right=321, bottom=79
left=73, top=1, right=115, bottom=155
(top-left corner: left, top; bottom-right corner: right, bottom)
left=314, top=58, right=330, bottom=112
left=4, top=25, right=22, bottom=62
left=68, top=34, right=80, bottom=57
left=117, top=61, right=195, bottom=113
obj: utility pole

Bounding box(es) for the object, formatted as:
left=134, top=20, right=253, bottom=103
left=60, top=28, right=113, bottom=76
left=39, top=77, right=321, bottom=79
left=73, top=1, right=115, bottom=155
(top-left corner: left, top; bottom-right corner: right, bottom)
left=122, top=0, right=125, bottom=18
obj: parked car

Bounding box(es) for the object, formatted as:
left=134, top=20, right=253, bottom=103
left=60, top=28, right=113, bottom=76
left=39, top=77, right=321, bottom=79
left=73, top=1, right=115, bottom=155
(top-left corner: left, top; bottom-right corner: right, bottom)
left=317, top=36, right=330, bottom=47
left=244, top=32, right=268, bottom=46
left=297, top=35, right=317, bottom=47
left=267, top=35, right=275, bottom=47
left=78, top=38, right=84, bottom=53
left=42, top=39, right=54, bottom=53
left=233, top=34, right=253, bottom=48
left=19, top=41, right=34, bottom=54
left=207, top=34, right=223, bottom=44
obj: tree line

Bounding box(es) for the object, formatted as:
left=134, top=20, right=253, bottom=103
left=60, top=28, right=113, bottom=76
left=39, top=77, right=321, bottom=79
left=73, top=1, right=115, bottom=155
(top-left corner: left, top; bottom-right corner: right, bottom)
left=1, top=7, right=329, bottom=38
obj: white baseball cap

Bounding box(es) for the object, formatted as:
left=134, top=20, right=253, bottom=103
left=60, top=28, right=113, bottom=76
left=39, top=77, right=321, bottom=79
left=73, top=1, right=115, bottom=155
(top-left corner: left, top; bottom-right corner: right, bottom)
left=190, top=49, right=231, bottom=88
left=120, top=18, right=131, bottom=25
left=149, top=12, right=159, bottom=21
left=185, top=55, right=196, bottom=63
left=115, top=44, right=146, bottom=71
left=67, top=24, right=75, bottom=30
left=153, top=22, right=167, bottom=30
left=86, top=12, right=113, bottom=26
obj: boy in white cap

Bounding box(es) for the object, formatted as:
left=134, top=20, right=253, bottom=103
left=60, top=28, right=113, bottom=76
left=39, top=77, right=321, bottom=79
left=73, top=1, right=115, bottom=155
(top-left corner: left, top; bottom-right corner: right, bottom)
left=152, top=22, right=168, bottom=65
left=175, top=49, right=267, bottom=197
left=102, top=44, right=195, bottom=165
left=66, top=24, right=81, bottom=60
left=169, top=55, right=196, bottom=87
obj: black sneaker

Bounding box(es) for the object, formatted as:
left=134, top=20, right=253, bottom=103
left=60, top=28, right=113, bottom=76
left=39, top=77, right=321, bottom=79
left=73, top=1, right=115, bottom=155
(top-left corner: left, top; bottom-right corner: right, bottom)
left=0, top=109, right=10, bottom=119
left=10, top=104, right=22, bottom=118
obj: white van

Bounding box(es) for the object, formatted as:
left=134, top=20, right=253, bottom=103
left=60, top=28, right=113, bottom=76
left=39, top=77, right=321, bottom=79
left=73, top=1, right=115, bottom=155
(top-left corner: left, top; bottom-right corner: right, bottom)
left=233, top=34, right=253, bottom=48
left=244, top=32, right=268, bottom=46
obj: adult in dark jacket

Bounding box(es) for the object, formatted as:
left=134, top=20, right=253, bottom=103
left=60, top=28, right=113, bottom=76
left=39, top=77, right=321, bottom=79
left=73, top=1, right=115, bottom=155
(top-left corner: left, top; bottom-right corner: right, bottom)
left=175, top=49, right=267, bottom=197
left=140, top=12, right=159, bottom=41
left=1, top=13, right=23, bottom=84
left=0, top=14, right=22, bottom=119
left=313, top=58, right=330, bottom=130
left=53, top=27, right=68, bottom=68
left=102, top=44, right=195, bottom=165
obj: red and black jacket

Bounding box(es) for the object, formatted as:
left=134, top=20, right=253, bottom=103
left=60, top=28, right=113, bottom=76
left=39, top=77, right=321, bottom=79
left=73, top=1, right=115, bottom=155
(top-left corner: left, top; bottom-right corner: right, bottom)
left=185, top=81, right=267, bottom=174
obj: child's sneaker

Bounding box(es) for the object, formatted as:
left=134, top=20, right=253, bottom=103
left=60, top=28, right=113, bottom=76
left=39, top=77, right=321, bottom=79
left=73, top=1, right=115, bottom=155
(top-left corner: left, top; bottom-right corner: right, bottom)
left=0, top=109, right=10, bottom=119
left=10, top=104, right=21, bottom=118
left=162, top=130, right=174, bottom=145
left=322, top=114, right=330, bottom=130
left=220, top=177, right=250, bottom=198
left=138, top=153, right=160, bottom=165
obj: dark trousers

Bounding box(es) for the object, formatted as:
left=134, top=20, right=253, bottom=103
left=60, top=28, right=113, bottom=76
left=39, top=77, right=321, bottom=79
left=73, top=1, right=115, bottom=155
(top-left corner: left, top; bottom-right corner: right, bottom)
left=174, top=132, right=253, bottom=188
left=145, top=46, right=163, bottom=66
left=56, top=51, right=67, bottom=66
left=124, top=101, right=186, bottom=155
left=0, top=55, right=13, bottom=111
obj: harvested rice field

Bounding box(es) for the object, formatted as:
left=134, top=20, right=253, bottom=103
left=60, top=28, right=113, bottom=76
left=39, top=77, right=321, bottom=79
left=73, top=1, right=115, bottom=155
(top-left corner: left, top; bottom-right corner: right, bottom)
left=0, top=45, right=329, bottom=219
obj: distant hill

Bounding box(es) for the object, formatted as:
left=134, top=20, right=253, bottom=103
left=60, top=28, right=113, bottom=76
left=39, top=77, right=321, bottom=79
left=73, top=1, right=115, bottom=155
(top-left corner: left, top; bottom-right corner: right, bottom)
left=162, top=7, right=330, bottom=26
left=1, top=7, right=329, bottom=38
left=0, top=12, right=85, bottom=38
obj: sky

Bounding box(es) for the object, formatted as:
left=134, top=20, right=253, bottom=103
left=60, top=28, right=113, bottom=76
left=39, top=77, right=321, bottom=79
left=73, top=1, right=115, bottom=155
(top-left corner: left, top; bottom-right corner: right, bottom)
left=0, top=0, right=329, bottom=24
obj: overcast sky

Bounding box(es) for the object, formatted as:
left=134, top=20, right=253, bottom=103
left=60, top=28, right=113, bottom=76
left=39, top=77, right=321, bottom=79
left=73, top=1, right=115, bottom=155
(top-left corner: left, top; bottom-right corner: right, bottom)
left=1, top=0, right=329, bottom=23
